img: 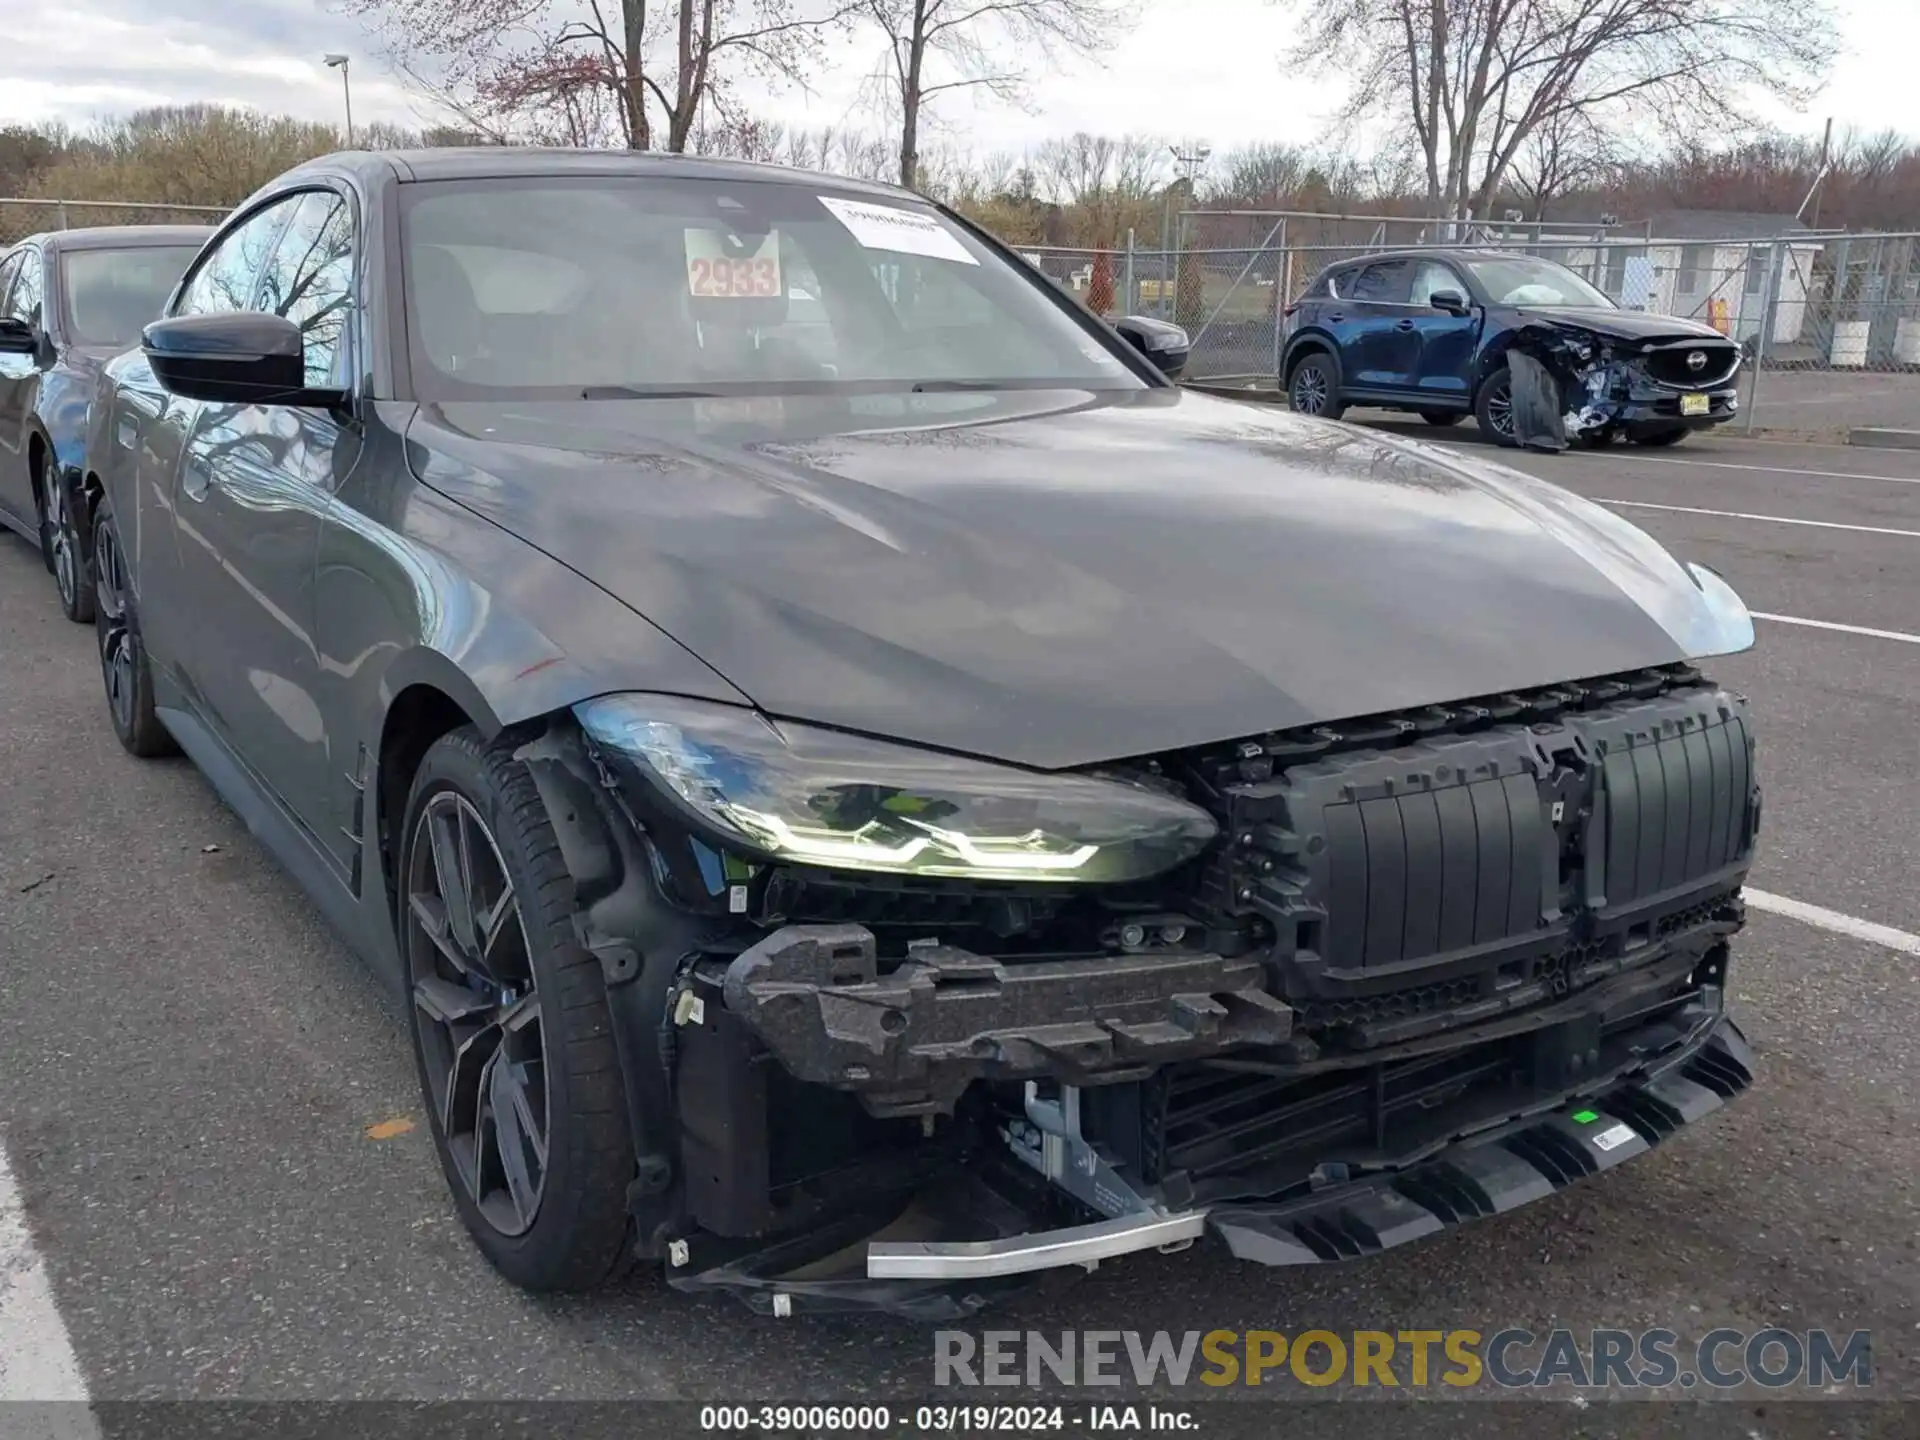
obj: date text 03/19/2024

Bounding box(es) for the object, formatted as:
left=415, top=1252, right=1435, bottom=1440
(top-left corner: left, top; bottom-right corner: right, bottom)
left=698, top=1406, right=1193, bottom=1432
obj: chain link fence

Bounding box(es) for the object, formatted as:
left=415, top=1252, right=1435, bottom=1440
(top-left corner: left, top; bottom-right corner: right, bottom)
left=1026, top=227, right=1920, bottom=437
left=1, top=198, right=230, bottom=247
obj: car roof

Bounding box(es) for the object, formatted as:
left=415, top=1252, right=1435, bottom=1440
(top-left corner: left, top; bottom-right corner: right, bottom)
left=44, top=225, right=217, bottom=252
left=277, top=146, right=919, bottom=202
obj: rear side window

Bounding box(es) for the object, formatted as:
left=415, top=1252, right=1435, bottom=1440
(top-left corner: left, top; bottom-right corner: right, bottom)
left=1304, top=269, right=1340, bottom=300
left=1349, top=261, right=1412, bottom=304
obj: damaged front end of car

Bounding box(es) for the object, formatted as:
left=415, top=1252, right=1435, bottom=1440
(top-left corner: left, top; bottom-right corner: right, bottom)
left=509, top=664, right=1760, bottom=1317
left=1506, top=325, right=1743, bottom=450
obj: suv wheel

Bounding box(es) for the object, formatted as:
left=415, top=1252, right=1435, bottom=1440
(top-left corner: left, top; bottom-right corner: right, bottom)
left=1473, top=369, right=1518, bottom=447
left=400, top=727, right=638, bottom=1293
left=93, top=501, right=178, bottom=759
left=1288, top=353, right=1346, bottom=420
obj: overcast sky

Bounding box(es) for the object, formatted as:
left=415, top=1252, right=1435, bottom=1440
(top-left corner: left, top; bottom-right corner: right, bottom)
left=0, top=0, right=1912, bottom=164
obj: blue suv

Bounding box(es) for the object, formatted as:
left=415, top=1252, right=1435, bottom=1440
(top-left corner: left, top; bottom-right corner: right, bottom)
left=1280, top=249, right=1742, bottom=448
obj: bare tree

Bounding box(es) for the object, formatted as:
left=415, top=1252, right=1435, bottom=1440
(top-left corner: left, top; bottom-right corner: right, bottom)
left=1507, top=106, right=1617, bottom=219
left=1034, top=131, right=1167, bottom=243
left=859, top=0, right=1136, bottom=191
left=1213, top=141, right=1313, bottom=206
left=1276, top=0, right=1838, bottom=222
left=345, top=0, right=854, bottom=151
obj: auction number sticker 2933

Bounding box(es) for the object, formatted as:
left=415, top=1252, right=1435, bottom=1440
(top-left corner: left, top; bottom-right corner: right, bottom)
left=684, top=229, right=782, bottom=297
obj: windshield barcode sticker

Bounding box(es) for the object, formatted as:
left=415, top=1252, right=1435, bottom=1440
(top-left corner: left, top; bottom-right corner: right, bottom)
left=1591, top=1122, right=1638, bottom=1152
left=817, top=196, right=978, bottom=266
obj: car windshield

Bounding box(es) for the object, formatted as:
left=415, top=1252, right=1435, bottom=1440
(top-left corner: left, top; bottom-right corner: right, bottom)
left=60, top=246, right=203, bottom=346
left=1462, top=255, right=1615, bottom=309
left=397, top=176, right=1143, bottom=398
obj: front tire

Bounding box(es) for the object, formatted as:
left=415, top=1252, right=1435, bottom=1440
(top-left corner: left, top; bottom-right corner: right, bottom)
left=1474, top=369, right=1518, bottom=447
left=1287, top=352, right=1346, bottom=420
left=399, top=727, right=637, bottom=1293
left=92, top=501, right=177, bottom=759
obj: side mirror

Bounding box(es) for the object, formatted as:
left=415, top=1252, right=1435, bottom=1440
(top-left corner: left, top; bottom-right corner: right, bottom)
left=142, top=311, right=337, bottom=405
left=0, top=317, right=37, bottom=354
left=1114, top=315, right=1191, bottom=380
left=1429, top=289, right=1471, bottom=316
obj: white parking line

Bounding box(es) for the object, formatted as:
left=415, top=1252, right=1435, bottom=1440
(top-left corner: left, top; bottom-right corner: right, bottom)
left=1596, top=498, right=1920, bottom=539
left=1746, top=889, right=1920, bottom=958
left=1754, top=612, right=1920, bottom=645
left=1602, top=455, right=1920, bottom=486
left=0, top=1140, right=97, bottom=1433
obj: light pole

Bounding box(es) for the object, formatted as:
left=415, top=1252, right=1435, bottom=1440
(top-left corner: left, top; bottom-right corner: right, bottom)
left=323, top=54, right=354, bottom=146
left=1161, top=145, right=1209, bottom=320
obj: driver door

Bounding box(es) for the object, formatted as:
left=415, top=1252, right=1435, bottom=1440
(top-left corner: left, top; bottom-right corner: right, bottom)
left=1405, top=258, right=1481, bottom=405
left=171, top=189, right=362, bottom=870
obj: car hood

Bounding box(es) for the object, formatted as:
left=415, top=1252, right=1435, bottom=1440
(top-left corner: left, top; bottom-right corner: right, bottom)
left=404, top=388, right=1748, bottom=769
left=1510, top=306, right=1731, bottom=344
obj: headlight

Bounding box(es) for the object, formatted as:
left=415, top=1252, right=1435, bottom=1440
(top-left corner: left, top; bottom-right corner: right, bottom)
left=1684, top=562, right=1756, bottom=657
left=573, top=694, right=1219, bottom=883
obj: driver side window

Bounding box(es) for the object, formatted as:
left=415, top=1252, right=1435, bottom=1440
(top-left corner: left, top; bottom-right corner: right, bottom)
left=1409, top=261, right=1464, bottom=306
left=175, top=197, right=302, bottom=317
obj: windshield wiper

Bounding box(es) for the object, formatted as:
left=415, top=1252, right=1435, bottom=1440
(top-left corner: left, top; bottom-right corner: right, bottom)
left=908, top=380, right=1006, bottom=392
left=581, top=385, right=729, bottom=399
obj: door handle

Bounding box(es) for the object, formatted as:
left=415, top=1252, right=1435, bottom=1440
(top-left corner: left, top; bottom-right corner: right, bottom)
left=1395, top=319, right=1417, bottom=331
left=1327, top=313, right=1345, bottom=323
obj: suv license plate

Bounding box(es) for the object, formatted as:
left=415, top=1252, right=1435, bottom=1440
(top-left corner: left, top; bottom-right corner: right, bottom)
left=1681, top=393, right=1710, bottom=416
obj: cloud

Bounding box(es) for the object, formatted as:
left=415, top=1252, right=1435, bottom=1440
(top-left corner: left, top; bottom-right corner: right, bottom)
left=0, top=0, right=1912, bottom=157
left=0, top=0, right=432, bottom=132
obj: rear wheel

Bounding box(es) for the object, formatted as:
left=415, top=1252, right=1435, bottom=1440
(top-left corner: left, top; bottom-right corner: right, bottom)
left=1473, top=369, right=1518, bottom=447
left=400, top=727, right=638, bottom=1293
left=1419, top=410, right=1463, bottom=427
left=1287, top=352, right=1346, bottom=420
left=48, top=474, right=94, bottom=624
left=1632, top=427, right=1690, bottom=448
left=92, top=501, right=177, bottom=759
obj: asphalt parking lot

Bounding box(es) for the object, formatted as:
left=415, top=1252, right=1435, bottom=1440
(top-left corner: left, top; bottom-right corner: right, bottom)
left=2, top=422, right=1918, bottom=1436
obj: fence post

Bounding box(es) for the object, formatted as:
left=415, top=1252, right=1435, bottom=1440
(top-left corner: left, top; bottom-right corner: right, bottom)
left=1123, top=229, right=1136, bottom=316
left=55, top=201, right=68, bottom=231
left=1270, top=218, right=1288, bottom=388
left=1745, top=241, right=1780, bottom=435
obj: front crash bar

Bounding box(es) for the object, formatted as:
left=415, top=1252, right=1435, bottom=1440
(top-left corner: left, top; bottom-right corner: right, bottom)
left=722, top=923, right=1294, bottom=1118
left=868, top=1208, right=1210, bottom=1280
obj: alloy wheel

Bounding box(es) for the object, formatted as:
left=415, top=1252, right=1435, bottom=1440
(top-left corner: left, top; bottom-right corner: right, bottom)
left=406, top=791, right=549, bottom=1237
left=93, top=522, right=136, bottom=735
left=1484, top=382, right=1515, bottom=440
left=49, top=480, right=78, bottom=612
left=1292, top=364, right=1330, bottom=415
